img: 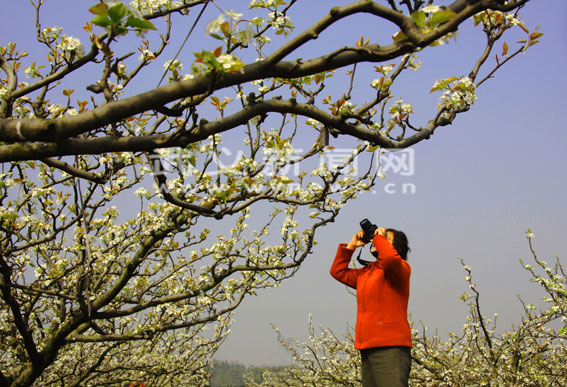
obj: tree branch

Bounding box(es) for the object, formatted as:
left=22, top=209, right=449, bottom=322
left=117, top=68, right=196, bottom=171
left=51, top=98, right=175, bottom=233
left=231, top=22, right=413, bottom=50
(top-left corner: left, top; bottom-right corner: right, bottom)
left=40, top=157, right=109, bottom=184
left=10, top=45, right=100, bottom=101
left=0, top=99, right=388, bottom=161
left=0, top=263, right=41, bottom=367
left=0, top=56, right=17, bottom=118
left=2, top=0, right=525, bottom=147
left=0, top=94, right=473, bottom=162
left=145, top=151, right=217, bottom=217
left=69, top=288, right=247, bottom=344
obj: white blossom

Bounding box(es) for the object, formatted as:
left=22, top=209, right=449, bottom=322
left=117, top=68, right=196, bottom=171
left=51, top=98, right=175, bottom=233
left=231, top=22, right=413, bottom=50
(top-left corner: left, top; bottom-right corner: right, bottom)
left=57, top=36, right=85, bottom=61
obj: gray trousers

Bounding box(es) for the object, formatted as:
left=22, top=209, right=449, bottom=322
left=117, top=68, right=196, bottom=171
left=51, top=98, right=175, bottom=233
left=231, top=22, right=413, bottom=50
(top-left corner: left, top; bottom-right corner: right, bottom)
left=360, top=346, right=411, bottom=387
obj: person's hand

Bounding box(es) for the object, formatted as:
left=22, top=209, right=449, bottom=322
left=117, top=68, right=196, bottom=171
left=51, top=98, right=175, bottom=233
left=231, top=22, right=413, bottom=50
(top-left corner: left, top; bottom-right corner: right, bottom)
left=375, top=227, right=386, bottom=236
left=346, top=231, right=366, bottom=250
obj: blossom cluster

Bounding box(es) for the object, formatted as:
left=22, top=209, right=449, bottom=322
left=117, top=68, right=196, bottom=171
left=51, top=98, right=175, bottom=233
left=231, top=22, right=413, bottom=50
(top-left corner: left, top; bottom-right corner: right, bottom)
left=57, top=35, right=85, bottom=61
left=267, top=11, right=293, bottom=36
left=387, top=98, right=414, bottom=130
left=434, top=76, right=477, bottom=112
left=130, top=0, right=178, bottom=13
left=474, top=9, right=523, bottom=38
left=38, top=26, right=84, bottom=62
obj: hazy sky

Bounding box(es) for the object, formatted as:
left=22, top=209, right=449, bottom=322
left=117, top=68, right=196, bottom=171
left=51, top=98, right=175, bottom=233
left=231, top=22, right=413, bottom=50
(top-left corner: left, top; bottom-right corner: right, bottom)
left=3, top=0, right=566, bottom=367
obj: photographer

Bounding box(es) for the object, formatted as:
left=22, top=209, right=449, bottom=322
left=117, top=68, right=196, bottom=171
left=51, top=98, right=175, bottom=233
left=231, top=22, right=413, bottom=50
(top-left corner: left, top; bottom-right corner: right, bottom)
left=330, top=221, right=411, bottom=387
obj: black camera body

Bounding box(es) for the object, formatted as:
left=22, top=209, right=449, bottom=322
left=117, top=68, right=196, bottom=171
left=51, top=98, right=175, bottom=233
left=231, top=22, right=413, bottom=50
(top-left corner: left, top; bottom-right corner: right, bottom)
left=359, top=218, right=377, bottom=243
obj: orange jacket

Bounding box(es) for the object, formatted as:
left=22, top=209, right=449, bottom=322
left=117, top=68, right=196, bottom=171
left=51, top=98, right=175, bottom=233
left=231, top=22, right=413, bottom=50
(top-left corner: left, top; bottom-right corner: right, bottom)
left=330, top=234, right=412, bottom=349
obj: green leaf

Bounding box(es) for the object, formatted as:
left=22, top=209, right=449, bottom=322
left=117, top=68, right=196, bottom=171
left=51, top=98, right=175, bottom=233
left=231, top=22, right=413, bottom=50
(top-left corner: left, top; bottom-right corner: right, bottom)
left=91, top=15, right=112, bottom=28
left=125, top=16, right=157, bottom=30
left=429, top=10, right=456, bottom=27
left=115, top=25, right=129, bottom=35
left=209, top=33, right=224, bottom=40
left=412, top=11, right=426, bottom=27
left=108, top=3, right=127, bottom=23
left=194, top=50, right=221, bottom=69
left=89, top=3, right=109, bottom=16
left=203, top=51, right=219, bottom=67
left=187, top=155, right=197, bottom=168
left=429, top=77, right=459, bottom=93
left=278, top=177, right=294, bottom=184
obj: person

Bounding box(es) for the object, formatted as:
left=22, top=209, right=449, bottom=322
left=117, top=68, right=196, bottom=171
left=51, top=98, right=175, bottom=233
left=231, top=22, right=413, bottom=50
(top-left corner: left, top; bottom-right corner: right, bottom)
left=330, top=226, right=412, bottom=387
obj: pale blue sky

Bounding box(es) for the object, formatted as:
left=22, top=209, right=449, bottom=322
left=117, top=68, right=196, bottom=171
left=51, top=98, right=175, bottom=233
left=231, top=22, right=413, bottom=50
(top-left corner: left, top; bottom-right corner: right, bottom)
left=3, top=0, right=566, bottom=367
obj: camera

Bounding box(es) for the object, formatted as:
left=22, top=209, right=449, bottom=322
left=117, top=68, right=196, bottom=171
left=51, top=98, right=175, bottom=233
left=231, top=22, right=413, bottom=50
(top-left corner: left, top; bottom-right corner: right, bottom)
left=359, top=218, right=377, bottom=243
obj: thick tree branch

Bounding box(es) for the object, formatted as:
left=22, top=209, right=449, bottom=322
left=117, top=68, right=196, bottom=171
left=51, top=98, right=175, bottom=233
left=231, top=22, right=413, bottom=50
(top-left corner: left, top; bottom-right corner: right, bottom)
left=0, top=0, right=527, bottom=156
left=0, top=98, right=399, bottom=161
left=264, top=1, right=408, bottom=65
left=0, top=45, right=407, bottom=144
left=0, top=94, right=474, bottom=162
left=0, top=56, right=17, bottom=118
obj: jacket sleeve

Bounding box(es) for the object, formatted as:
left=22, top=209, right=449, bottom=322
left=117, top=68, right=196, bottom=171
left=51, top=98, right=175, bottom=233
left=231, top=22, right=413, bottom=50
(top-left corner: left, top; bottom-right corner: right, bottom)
left=330, top=243, right=359, bottom=289
left=373, top=234, right=411, bottom=287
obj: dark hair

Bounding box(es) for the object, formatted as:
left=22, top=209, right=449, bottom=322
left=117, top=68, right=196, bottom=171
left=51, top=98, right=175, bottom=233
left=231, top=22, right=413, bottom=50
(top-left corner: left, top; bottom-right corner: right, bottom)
left=386, top=228, right=410, bottom=261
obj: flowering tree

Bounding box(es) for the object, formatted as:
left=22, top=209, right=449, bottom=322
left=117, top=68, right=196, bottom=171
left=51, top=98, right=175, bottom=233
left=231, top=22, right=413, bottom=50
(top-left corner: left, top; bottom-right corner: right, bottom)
left=242, top=316, right=361, bottom=386
left=244, top=232, right=567, bottom=386
left=0, top=0, right=541, bottom=386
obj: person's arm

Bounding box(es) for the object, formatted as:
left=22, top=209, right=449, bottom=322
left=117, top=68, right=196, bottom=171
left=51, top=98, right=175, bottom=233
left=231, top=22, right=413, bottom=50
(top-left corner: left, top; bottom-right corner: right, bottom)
left=372, top=233, right=411, bottom=286
left=329, top=231, right=365, bottom=289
